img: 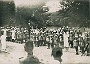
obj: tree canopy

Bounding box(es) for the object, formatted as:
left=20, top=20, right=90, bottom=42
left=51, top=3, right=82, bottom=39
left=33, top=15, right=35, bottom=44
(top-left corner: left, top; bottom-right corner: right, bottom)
left=49, top=0, right=89, bottom=27
left=0, top=0, right=89, bottom=28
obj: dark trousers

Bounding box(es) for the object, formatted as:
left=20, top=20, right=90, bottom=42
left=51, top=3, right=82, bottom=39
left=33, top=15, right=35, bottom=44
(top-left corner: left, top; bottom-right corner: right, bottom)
left=37, top=41, right=40, bottom=47
left=41, top=40, right=46, bottom=46
left=12, top=39, right=15, bottom=42
left=80, top=46, right=85, bottom=54
left=51, top=43, right=54, bottom=48
left=69, top=40, right=73, bottom=48
left=40, top=40, right=43, bottom=46
left=75, top=46, right=78, bottom=54
left=37, top=40, right=44, bottom=47
left=84, top=45, right=89, bottom=56
left=47, top=43, right=51, bottom=49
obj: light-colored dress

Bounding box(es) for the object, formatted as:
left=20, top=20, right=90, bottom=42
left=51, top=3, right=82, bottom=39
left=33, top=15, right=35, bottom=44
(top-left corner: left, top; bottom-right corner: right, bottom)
left=63, top=32, right=69, bottom=47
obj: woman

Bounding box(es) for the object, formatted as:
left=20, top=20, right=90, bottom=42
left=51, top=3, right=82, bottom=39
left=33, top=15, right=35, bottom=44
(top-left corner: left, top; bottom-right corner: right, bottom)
left=63, top=31, right=69, bottom=52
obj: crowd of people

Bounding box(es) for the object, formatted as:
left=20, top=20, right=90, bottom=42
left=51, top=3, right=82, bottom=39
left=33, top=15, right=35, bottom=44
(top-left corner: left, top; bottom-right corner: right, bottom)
left=29, top=26, right=90, bottom=56
left=0, top=26, right=90, bottom=57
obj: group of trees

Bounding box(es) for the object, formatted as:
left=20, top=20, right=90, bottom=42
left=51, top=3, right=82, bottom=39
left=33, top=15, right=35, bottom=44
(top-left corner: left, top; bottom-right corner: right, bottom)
left=47, top=0, right=89, bottom=27
left=0, top=0, right=89, bottom=28
left=16, top=0, right=89, bottom=28
left=59, top=0, right=89, bottom=27
left=15, top=2, right=50, bottom=28
left=0, top=1, right=15, bottom=27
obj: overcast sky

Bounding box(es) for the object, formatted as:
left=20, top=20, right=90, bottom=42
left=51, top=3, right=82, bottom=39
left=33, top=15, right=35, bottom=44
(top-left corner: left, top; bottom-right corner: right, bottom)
left=1, top=0, right=62, bottom=12
left=14, top=0, right=62, bottom=12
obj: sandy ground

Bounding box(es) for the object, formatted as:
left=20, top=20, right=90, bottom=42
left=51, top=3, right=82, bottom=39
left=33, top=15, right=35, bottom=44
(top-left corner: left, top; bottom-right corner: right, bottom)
left=0, top=42, right=90, bottom=64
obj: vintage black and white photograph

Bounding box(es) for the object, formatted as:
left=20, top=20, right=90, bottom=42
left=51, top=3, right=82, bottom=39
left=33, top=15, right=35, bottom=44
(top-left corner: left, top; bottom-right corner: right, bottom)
left=0, top=0, right=89, bottom=64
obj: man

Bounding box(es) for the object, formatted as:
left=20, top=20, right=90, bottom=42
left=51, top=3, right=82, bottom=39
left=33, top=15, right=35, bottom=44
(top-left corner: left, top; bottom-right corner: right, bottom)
left=69, top=31, right=73, bottom=48
left=11, top=30, right=15, bottom=42
left=79, top=37, right=85, bottom=56
left=20, top=38, right=43, bottom=64
left=46, top=35, right=50, bottom=49
left=24, top=39, right=33, bottom=57
left=73, top=36, right=79, bottom=55
left=51, top=46, right=63, bottom=64
left=84, top=35, right=90, bottom=56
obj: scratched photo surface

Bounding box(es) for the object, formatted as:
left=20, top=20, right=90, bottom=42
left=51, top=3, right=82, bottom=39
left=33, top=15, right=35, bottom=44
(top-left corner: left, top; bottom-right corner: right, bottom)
left=0, top=0, right=89, bottom=64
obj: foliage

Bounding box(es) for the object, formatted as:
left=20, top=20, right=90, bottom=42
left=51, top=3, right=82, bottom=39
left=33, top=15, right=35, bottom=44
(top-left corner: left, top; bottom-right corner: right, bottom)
left=46, top=0, right=89, bottom=27
left=16, top=4, right=50, bottom=28
left=58, top=0, right=89, bottom=27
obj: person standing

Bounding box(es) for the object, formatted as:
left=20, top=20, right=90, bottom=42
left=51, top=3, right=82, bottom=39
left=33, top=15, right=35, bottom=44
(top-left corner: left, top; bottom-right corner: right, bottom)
left=79, top=37, right=85, bottom=56
left=11, top=30, right=15, bottom=42
left=49, top=35, right=53, bottom=49
left=1, top=29, right=7, bottom=52
left=46, top=35, right=50, bottom=49
left=63, top=31, right=69, bottom=52
left=84, top=35, right=90, bottom=56
left=73, top=37, right=79, bottom=55
left=34, top=34, right=38, bottom=47
left=51, top=35, right=54, bottom=48
left=69, top=31, right=73, bottom=48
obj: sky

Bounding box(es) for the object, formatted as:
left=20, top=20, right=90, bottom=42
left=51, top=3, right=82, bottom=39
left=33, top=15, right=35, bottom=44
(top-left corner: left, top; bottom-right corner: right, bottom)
left=1, top=0, right=62, bottom=12
left=14, top=0, right=62, bottom=12
left=45, top=0, right=62, bottom=12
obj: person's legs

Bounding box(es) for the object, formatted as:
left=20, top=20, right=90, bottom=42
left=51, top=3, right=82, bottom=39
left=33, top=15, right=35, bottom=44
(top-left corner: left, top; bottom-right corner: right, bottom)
left=37, top=41, right=40, bottom=47
left=87, top=48, right=89, bottom=56
left=34, top=41, right=37, bottom=47
left=40, top=40, right=43, bottom=46
left=47, top=43, right=50, bottom=49
left=75, top=46, right=79, bottom=55
left=51, top=43, right=54, bottom=49
left=68, top=40, right=71, bottom=47
left=71, top=41, right=73, bottom=48
left=81, top=46, right=84, bottom=56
